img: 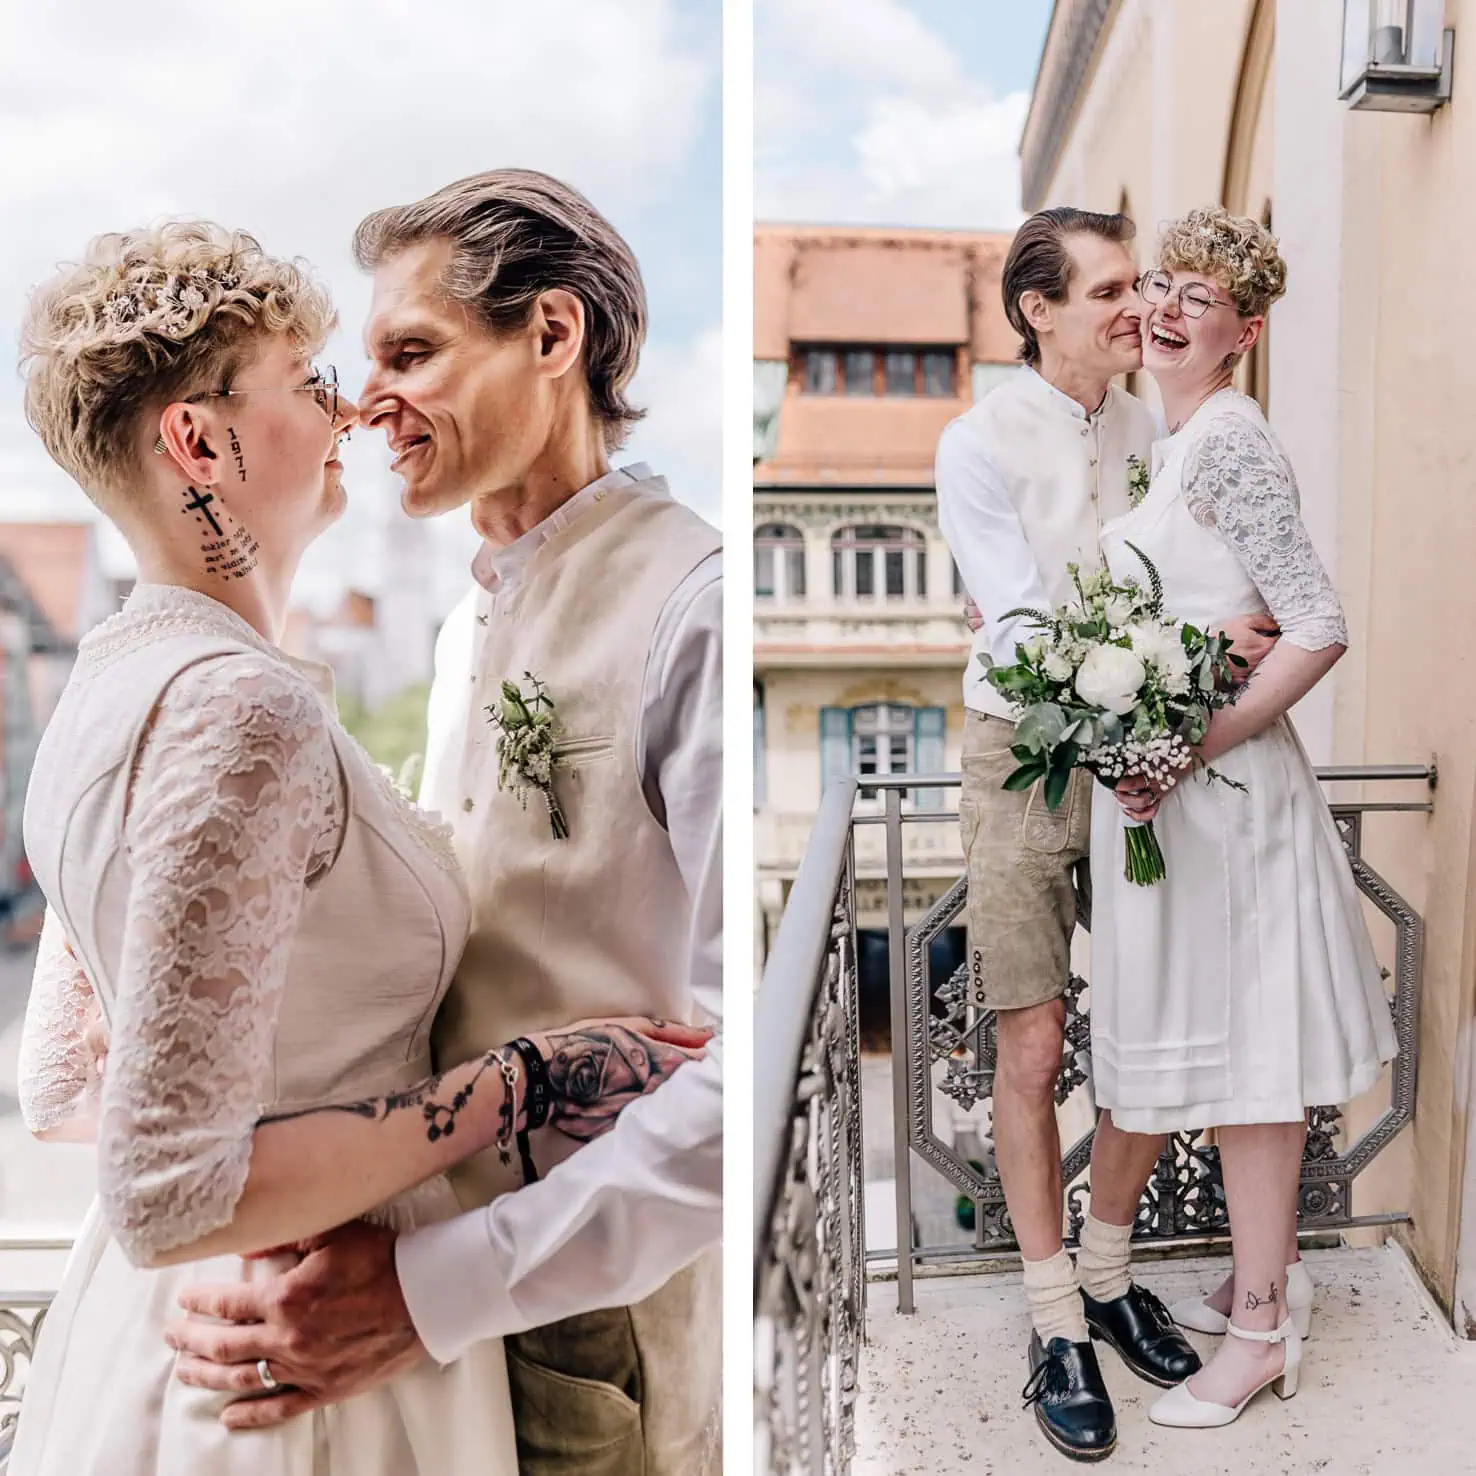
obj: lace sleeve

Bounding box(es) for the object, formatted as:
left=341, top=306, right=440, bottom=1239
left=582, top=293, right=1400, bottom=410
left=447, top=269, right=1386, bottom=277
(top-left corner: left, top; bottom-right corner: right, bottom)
left=1181, top=413, right=1350, bottom=651
left=99, top=655, right=344, bottom=1267
left=17, top=908, right=98, bottom=1134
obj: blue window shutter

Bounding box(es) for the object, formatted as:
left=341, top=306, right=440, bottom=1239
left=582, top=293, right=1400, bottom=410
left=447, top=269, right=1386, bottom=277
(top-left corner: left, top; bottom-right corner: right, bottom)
left=914, top=707, right=946, bottom=810
left=820, top=707, right=852, bottom=790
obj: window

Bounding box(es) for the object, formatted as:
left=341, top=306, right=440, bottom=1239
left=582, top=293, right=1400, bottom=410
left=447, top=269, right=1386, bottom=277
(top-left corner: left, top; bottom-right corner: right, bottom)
left=884, top=351, right=917, bottom=395
left=921, top=351, right=956, bottom=397
left=843, top=349, right=875, bottom=396
left=797, top=343, right=961, bottom=397
left=853, top=703, right=914, bottom=798
left=831, top=525, right=927, bottom=602
left=819, top=703, right=947, bottom=808
left=754, top=523, right=807, bottom=601
left=754, top=682, right=766, bottom=808
left=952, top=558, right=966, bottom=600
left=803, top=350, right=838, bottom=394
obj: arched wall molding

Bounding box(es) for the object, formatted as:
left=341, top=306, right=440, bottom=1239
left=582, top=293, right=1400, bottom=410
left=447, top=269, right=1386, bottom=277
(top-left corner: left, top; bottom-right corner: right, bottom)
left=1222, top=0, right=1275, bottom=215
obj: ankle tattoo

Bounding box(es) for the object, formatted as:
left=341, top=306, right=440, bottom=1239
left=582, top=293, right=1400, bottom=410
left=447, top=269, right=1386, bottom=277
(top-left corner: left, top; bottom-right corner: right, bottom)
left=1243, top=1283, right=1279, bottom=1312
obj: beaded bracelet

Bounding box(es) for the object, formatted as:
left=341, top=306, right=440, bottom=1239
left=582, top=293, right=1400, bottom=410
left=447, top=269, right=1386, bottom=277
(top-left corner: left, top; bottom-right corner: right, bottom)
left=485, top=1048, right=520, bottom=1167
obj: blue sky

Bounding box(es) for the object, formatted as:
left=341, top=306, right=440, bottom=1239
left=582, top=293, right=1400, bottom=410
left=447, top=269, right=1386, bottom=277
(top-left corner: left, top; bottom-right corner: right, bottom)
left=756, top=0, right=1052, bottom=229
left=0, top=0, right=721, bottom=616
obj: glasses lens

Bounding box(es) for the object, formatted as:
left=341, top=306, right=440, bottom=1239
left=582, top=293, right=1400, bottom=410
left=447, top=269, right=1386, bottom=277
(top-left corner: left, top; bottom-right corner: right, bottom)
left=1141, top=271, right=1169, bottom=304
left=1181, top=290, right=1213, bottom=319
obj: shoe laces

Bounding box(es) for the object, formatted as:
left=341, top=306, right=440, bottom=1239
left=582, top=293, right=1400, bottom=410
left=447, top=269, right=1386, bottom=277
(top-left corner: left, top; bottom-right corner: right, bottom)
left=1129, top=1283, right=1175, bottom=1336
left=1021, top=1350, right=1070, bottom=1408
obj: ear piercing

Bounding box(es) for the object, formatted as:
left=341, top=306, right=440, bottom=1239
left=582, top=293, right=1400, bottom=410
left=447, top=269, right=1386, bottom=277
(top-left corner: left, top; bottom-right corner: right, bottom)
left=153, top=435, right=167, bottom=455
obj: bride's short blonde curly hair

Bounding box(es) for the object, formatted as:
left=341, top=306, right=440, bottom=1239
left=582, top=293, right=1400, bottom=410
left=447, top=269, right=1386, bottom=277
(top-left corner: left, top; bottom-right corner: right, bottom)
left=20, top=221, right=336, bottom=501
left=1156, top=205, right=1287, bottom=317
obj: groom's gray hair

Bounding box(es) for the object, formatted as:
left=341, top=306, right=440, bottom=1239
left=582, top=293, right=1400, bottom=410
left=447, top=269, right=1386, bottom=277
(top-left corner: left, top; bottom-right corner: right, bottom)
left=1002, top=207, right=1136, bottom=366
left=354, top=169, right=647, bottom=449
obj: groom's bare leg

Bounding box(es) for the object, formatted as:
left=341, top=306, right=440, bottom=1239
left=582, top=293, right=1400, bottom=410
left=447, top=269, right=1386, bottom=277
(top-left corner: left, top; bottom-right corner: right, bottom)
left=992, top=998, right=1068, bottom=1259
left=1087, top=1111, right=1166, bottom=1226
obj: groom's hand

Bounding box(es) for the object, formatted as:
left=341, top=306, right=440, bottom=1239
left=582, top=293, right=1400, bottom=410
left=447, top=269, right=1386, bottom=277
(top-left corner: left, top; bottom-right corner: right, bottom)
left=1214, top=612, right=1281, bottom=683
left=166, top=1220, right=424, bottom=1429
left=962, top=597, right=983, bottom=633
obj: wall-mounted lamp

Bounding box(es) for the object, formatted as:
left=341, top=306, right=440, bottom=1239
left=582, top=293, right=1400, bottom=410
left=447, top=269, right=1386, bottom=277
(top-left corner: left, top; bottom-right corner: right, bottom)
left=1340, top=0, right=1454, bottom=112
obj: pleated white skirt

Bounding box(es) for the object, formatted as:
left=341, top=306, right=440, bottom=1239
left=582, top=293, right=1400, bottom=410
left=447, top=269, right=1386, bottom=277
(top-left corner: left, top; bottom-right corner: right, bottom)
left=1088, top=716, right=1398, bottom=1135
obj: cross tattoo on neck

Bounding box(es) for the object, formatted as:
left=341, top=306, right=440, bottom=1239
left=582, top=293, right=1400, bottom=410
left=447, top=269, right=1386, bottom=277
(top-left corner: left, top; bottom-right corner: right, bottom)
left=183, top=486, right=223, bottom=537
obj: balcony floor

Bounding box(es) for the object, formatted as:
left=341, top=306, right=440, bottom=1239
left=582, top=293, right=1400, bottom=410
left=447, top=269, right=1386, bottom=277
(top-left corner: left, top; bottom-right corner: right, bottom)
left=856, top=1243, right=1476, bottom=1475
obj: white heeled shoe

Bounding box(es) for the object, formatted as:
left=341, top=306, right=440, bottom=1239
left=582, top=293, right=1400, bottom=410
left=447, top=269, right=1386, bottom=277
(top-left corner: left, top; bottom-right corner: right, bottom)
left=1148, top=1316, right=1302, bottom=1428
left=1169, top=1260, right=1313, bottom=1340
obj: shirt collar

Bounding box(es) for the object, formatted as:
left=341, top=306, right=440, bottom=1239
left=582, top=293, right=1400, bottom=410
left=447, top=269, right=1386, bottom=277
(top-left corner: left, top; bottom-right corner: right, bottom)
left=470, top=463, right=656, bottom=594
left=1019, top=364, right=1109, bottom=423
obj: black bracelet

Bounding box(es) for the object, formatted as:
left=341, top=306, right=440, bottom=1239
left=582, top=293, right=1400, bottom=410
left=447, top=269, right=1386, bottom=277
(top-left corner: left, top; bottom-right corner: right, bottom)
left=511, top=1038, right=551, bottom=1185
left=512, top=1038, right=551, bottom=1130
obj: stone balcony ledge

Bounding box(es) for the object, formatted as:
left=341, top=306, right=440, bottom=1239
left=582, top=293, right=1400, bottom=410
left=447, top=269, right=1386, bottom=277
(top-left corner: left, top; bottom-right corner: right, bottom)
left=856, top=1242, right=1474, bottom=1475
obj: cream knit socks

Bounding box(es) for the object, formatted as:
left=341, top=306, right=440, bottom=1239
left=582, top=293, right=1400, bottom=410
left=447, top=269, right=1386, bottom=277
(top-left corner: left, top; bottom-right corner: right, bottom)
left=1076, top=1212, right=1134, bottom=1303
left=1022, top=1246, right=1089, bottom=1344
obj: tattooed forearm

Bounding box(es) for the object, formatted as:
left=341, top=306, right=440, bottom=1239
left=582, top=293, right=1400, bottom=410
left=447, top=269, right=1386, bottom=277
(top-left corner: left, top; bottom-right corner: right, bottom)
left=1244, top=1284, right=1280, bottom=1311
left=259, top=1048, right=514, bottom=1147
left=542, top=1024, right=686, bottom=1144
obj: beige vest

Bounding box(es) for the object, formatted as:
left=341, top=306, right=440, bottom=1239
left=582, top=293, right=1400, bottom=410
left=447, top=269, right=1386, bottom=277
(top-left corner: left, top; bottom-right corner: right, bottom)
left=422, top=477, right=721, bottom=1208
left=956, top=374, right=1156, bottom=718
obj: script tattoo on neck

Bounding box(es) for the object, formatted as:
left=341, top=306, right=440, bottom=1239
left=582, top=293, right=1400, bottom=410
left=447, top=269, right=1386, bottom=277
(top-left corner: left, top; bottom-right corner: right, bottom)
left=1244, top=1283, right=1280, bottom=1312
left=227, top=425, right=247, bottom=483
left=184, top=485, right=260, bottom=582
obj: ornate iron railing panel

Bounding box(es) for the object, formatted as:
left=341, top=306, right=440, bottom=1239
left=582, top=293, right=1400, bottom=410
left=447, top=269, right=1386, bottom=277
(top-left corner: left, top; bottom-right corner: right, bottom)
left=755, top=780, right=865, bottom=1475
left=887, top=769, right=1428, bottom=1311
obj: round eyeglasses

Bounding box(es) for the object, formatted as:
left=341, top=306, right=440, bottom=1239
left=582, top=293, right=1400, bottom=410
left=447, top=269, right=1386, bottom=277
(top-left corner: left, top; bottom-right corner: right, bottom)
left=1136, top=271, right=1233, bottom=320
left=186, top=364, right=340, bottom=421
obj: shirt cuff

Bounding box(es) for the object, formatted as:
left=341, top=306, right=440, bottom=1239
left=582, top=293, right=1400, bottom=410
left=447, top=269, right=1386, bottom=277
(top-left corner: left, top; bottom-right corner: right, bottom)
left=395, top=1207, right=522, bottom=1364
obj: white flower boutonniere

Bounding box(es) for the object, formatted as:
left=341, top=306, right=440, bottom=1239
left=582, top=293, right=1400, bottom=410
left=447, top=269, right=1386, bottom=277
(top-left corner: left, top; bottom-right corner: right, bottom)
left=1126, top=453, right=1151, bottom=510
left=485, top=673, right=570, bottom=839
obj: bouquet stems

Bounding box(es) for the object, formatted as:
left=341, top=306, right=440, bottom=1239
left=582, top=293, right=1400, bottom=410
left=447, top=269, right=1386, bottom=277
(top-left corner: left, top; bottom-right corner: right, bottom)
left=1123, top=820, right=1166, bottom=886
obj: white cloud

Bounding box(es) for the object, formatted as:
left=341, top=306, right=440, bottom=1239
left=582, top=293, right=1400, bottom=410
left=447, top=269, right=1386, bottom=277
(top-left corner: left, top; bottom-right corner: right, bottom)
left=756, top=0, right=1027, bottom=230
left=624, top=326, right=723, bottom=526
left=769, top=0, right=962, bottom=92
left=0, top=0, right=716, bottom=611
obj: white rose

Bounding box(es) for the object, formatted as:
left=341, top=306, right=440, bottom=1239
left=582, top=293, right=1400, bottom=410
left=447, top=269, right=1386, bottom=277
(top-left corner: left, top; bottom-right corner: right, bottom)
left=1042, top=652, right=1073, bottom=683
left=1127, top=622, right=1192, bottom=694
left=1103, top=595, right=1136, bottom=629
left=1074, top=645, right=1145, bottom=715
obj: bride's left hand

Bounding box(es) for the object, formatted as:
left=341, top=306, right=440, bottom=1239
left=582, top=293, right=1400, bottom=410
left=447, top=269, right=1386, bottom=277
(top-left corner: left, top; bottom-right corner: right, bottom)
left=1115, top=772, right=1172, bottom=822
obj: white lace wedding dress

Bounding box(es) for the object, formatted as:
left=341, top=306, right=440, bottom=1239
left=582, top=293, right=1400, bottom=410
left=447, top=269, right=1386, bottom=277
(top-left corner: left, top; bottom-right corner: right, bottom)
left=1088, top=390, right=1398, bottom=1133
left=12, top=586, right=516, bottom=1474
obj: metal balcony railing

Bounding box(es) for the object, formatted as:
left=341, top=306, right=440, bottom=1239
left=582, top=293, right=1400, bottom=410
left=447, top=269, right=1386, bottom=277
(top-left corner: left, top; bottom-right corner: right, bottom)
left=754, top=764, right=1430, bottom=1474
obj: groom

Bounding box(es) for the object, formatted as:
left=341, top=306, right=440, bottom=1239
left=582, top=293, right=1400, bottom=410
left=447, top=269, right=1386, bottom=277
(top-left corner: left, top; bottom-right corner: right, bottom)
left=938, top=206, right=1277, bottom=1462
left=164, top=171, right=722, bottom=1474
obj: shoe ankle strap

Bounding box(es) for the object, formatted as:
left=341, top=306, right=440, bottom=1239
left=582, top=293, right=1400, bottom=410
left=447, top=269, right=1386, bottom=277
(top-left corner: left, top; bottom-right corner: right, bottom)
left=1226, top=1317, right=1293, bottom=1344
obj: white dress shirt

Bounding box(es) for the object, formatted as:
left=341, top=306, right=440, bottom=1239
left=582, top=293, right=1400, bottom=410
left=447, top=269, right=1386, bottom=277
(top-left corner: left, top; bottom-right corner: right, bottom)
left=937, top=367, right=1157, bottom=716
left=395, top=464, right=723, bottom=1358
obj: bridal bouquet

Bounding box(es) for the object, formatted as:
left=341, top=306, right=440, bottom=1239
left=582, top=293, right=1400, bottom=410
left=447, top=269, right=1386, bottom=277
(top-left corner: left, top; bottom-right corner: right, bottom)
left=980, top=547, right=1246, bottom=885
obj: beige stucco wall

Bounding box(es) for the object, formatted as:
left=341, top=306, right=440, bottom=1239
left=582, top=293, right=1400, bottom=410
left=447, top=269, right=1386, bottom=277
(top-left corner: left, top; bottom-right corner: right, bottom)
left=1029, top=0, right=1476, bottom=1317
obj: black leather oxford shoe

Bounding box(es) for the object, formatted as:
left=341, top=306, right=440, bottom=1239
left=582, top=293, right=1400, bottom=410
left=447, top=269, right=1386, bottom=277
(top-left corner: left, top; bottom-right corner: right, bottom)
left=1022, top=1332, right=1117, bottom=1462
left=1082, top=1281, right=1202, bottom=1388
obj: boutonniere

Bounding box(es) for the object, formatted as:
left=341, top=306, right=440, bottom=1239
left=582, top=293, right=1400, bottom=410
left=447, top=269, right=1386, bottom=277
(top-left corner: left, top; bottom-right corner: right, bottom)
left=485, top=673, right=570, bottom=839
left=1126, top=453, right=1151, bottom=509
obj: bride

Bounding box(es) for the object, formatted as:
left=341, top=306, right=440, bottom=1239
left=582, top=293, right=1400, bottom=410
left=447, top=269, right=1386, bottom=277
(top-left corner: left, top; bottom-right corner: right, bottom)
left=10, top=222, right=704, bottom=1474
left=1089, top=206, right=1398, bottom=1429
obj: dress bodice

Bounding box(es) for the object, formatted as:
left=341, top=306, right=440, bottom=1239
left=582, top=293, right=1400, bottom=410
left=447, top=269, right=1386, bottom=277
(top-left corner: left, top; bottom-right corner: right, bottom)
left=20, top=585, right=471, bottom=1262
left=1099, top=389, right=1348, bottom=652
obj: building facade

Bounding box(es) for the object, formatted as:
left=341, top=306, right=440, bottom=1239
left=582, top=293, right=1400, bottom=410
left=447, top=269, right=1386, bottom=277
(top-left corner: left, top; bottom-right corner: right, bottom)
left=753, top=224, right=1019, bottom=1023
left=1023, top=0, right=1476, bottom=1326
